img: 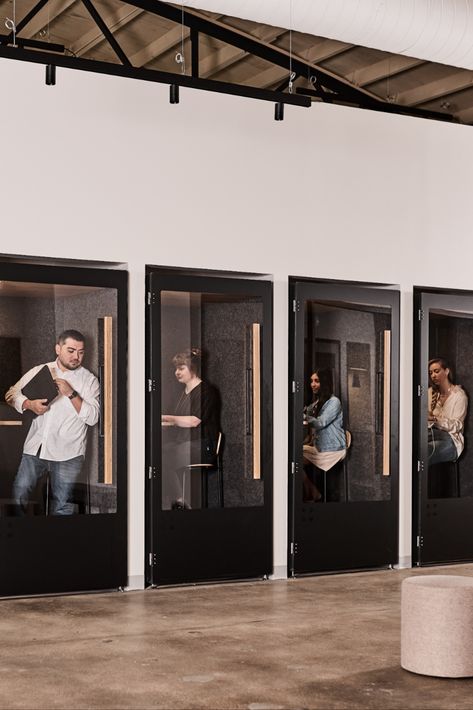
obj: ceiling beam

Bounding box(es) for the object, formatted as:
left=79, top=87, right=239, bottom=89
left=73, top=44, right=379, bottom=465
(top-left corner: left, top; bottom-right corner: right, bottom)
left=127, top=14, right=229, bottom=70
left=80, top=0, right=131, bottom=66
left=0, top=42, right=311, bottom=106
left=297, top=84, right=454, bottom=122
left=124, top=0, right=385, bottom=106
left=15, top=0, right=78, bottom=41
left=244, top=40, right=360, bottom=90
left=453, top=105, right=473, bottom=124
left=398, top=70, right=473, bottom=107
left=241, top=65, right=288, bottom=89
left=70, top=6, right=144, bottom=57
left=302, top=38, right=353, bottom=64
left=129, top=25, right=188, bottom=68
left=0, top=33, right=63, bottom=52
left=351, top=56, right=425, bottom=88
left=3, top=0, right=49, bottom=42
left=199, top=27, right=286, bottom=79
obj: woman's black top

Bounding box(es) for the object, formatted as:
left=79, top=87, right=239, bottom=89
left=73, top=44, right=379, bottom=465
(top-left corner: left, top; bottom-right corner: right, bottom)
left=174, top=381, right=220, bottom=460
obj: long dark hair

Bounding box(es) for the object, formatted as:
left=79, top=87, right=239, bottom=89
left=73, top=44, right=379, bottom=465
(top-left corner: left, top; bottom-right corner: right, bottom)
left=429, top=357, right=454, bottom=412
left=309, top=367, right=334, bottom=416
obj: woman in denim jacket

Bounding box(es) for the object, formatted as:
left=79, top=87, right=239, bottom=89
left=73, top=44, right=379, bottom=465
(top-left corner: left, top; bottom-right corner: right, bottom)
left=303, top=368, right=347, bottom=501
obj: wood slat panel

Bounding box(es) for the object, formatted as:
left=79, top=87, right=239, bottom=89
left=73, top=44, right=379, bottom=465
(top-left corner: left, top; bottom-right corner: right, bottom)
left=383, top=330, right=391, bottom=477
left=252, top=322, right=261, bottom=480
left=103, top=316, right=113, bottom=485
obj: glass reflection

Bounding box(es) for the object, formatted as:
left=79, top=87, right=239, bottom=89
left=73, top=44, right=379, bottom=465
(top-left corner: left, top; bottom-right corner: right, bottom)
left=428, top=358, right=467, bottom=467
left=302, top=369, right=347, bottom=502
left=7, top=329, right=99, bottom=515
left=161, top=348, right=221, bottom=510
left=302, top=301, right=391, bottom=503
left=428, top=311, right=471, bottom=498
left=160, top=290, right=264, bottom=510
left=0, top=281, right=117, bottom=516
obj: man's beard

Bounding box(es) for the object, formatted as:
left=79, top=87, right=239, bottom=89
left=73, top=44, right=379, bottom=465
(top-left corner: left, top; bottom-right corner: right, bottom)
left=58, top=357, right=80, bottom=371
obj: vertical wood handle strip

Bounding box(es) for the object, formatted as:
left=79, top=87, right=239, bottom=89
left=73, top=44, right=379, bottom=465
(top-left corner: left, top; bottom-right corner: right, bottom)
left=104, top=316, right=113, bottom=485
left=252, top=323, right=261, bottom=480
left=382, top=329, right=391, bottom=476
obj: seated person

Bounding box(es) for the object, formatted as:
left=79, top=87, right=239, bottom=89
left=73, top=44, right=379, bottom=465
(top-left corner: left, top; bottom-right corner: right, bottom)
left=428, top=357, right=468, bottom=466
left=302, top=368, right=347, bottom=502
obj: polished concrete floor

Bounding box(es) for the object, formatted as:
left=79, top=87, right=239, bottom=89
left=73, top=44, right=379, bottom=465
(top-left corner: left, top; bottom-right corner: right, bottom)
left=2, top=564, right=473, bottom=709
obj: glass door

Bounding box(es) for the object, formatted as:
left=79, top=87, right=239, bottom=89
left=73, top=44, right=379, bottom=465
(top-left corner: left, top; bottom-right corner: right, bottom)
left=0, top=261, right=127, bottom=596
left=146, top=270, right=273, bottom=585
left=414, top=289, right=473, bottom=565
left=289, top=280, right=399, bottom=574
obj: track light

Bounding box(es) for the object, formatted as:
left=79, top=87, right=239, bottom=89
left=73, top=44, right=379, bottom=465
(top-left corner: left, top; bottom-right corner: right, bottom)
left=45, top=64, right=56, bottom=86
left=274, top=102, right=284, bottom=121
left=170, top=84, right=179, bottom=104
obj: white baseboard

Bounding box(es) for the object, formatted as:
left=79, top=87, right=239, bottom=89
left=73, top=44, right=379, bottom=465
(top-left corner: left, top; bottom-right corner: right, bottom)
left=395, top=556, right=412, bottom=569
left=126, top=575, right=145, bottom=590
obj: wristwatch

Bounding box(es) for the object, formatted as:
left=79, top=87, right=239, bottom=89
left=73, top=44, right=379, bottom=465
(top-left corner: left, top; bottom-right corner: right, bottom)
left=68, top=390, right=78, bottom=400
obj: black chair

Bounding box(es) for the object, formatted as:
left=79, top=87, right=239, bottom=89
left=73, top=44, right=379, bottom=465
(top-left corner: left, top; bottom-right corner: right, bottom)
left=322, top=430, right=352, bottom=503
left=182, top=432, right=224, bottom=508
left=454, top=459, right=461, bottom=497
left=428, top=460, right=461, bottom=498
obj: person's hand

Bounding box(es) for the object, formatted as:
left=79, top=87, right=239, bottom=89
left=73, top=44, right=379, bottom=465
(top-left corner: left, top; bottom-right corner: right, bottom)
left=428, top=412, right=436, bottom=423
left=25, top=399, right=49, bottom=415
left=54, top=378, right=74, bottom=398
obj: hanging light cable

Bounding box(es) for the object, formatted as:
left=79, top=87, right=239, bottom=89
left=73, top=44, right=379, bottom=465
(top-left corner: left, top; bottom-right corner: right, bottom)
left=5, top=0, right=17, bottom=48
left=275, top=0, right=295, bottom=120
left=175, top=0, right=186, bottom=75
left=288, top=0, right=295, bottom=94
left=171, top=0, right=185, bottom=104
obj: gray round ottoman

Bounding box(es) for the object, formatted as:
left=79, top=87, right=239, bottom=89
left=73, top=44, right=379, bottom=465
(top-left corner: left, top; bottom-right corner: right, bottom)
left=401, top=575, right=473, bottom=677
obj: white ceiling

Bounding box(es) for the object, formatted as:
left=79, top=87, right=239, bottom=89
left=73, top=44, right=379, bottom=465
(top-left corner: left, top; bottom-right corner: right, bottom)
left=185, top=0, right=473, bottom=70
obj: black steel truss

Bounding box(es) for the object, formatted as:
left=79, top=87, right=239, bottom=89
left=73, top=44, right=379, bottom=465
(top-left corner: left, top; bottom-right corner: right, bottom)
left=0, top=42, right=310, bottom=106
left=0, top=0, right=456, bottom=122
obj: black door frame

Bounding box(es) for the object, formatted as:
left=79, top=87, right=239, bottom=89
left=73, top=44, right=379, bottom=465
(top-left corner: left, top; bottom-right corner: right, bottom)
left=288, top=278, right=400, bottom=575
left=413, top=286, right=473, bottom=565
left=0, top=260, right=128, bottom=596
left=145, top=267, right=273, bottom=586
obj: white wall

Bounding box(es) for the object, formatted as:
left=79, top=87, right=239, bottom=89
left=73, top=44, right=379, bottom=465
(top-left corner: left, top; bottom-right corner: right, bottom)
left=2, top=58, right=473, bottom=582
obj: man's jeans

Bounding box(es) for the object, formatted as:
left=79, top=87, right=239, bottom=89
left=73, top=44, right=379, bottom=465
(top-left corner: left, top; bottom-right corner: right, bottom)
left=12, top=454, right=84, bottom=515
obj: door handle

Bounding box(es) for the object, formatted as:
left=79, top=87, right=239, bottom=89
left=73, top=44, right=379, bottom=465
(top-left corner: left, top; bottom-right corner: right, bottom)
left=252, top=323, right=261, bottom=480
left=382, top=329, right=391, bottom=476
left=101, top=316, right=113, bottom=485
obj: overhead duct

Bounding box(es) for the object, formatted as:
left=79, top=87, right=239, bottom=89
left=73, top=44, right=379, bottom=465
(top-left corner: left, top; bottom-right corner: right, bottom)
left=182, top=0, right=473, bottom=71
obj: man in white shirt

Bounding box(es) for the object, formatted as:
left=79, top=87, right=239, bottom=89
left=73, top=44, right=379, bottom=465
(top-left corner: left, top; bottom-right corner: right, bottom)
left=6, top=329, right=100, bottom=515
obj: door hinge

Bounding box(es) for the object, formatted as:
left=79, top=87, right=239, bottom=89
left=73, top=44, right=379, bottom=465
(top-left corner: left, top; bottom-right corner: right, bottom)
left=292, top=380, right=301, bottom=394
left=416, top=535, right=424, bottom=548
left=418, top=308, right=424, bottom=321
left=147, top=291, right=156, bottom=306
left=293, top=299, right=300, bottom=313
left=149, top=552, right=157, bottom=567
left=148, top=379, right=156, bottom=393
left=417, top=384, right=424, bottom=397
left=291, top=461, right=299, bottom=475
left=148, top=466, right=158, bottom=480
left=417, top=460, right=424, bottom=473
left=290, top=542, right=298, bottom=555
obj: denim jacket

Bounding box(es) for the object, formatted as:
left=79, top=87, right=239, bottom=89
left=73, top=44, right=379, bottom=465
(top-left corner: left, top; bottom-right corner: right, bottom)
left=306, top=396, right=346, bottom=452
